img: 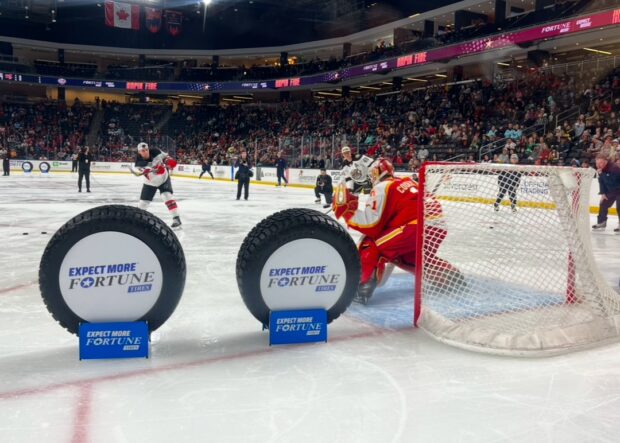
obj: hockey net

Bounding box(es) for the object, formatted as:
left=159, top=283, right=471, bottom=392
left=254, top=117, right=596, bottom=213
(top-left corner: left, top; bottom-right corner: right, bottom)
left=415, top=162, right=620, bottom=356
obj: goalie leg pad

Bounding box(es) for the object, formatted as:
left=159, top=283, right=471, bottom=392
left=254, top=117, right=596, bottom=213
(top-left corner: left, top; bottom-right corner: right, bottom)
left=138, top=200, right=151, bottom=210
left=358, top=237, right=381, bottom=284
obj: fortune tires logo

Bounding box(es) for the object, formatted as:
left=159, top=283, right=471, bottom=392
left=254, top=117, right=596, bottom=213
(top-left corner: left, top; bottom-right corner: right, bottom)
left=267, top=266, right=340, bottom=292
left=80, top=277, right=95, bottom=289
left=68, top=262, right=155, bottom=293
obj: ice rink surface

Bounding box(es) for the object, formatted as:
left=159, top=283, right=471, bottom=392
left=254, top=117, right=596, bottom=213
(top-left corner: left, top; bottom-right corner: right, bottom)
left=1, top=171, right=620, bottom=443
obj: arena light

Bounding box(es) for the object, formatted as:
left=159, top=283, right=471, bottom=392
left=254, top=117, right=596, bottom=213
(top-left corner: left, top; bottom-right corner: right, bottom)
left=317, top=91, right=341, bottom=97
left=583, top=47, right=612, bottom=55
left=409, top=13, right=420, bottom=18
left=202, top=0, right=212, bottom=4
left=497, top=62, right=510, bottom=66
left=359, top=85, right=381, bottom=90
left=222, top=98, right=242, bottom=103
left=406, top=77, right=428, bottom=82
left=233, top=96, right=253, bottom=100
left=435, top=73, right=447, bottom=78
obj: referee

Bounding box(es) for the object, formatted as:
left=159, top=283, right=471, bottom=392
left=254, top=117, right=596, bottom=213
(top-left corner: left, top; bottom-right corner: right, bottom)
left=77, top=146, right=93, bottom=193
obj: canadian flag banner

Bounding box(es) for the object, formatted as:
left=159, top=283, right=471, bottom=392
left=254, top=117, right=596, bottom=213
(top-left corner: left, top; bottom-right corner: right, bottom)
left=105, top=1, right=140, bottom=30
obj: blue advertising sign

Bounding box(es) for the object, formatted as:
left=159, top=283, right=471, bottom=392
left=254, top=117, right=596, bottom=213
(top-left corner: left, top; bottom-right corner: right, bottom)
left=269, top=309, right=327, bottom=345
left=79, top=321, right=149, bottom=360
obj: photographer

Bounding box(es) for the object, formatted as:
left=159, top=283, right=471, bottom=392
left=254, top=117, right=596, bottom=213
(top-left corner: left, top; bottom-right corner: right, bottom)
left=314, top=168, right=333, bottom=208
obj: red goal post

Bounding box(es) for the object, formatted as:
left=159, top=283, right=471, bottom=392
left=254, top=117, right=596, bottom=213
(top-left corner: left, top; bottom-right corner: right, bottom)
left=413, top=162, right=620, bottom=356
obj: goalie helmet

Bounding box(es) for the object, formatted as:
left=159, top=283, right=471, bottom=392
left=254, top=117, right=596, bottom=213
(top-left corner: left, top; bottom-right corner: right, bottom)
left=370, top=158, right=394, bottom=184
left=137, top=142, right=149, bottom=152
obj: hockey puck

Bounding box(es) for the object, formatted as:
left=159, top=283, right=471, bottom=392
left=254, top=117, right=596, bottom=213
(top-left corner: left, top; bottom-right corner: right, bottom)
left=39, top=205, right=187, bottom=335
left=236, top=208, right=360, bottom=326
left=41, top=232, right=47, bottom=235
left=22, top=232, right=28, bottom=235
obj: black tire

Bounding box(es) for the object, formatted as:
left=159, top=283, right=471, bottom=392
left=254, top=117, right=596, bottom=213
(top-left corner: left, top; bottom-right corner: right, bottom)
left=236, top=208, right=360, bottom=326
left=39, top=205, right=186, bottom=335
left=39, top=161, right=51, bottom=173
left=22, top=161, right=33, bottom=173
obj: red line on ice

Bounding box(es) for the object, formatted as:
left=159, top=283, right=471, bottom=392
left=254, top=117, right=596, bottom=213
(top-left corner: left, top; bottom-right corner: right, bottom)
left=71, top=383, right=93, bottom=443
left=0, top=327, right=398, bottom=401
left=0, top=281, right=36, bottom=295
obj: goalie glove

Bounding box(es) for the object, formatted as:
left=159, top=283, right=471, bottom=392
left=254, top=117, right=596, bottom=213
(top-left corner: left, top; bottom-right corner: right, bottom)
left=332, top=182, right=358, bottom=221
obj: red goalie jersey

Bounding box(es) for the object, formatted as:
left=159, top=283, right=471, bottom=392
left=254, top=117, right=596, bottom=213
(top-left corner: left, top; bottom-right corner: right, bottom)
left=345, top=177, right=420, bottom=239
left=333, top=158, right=455, bottom=304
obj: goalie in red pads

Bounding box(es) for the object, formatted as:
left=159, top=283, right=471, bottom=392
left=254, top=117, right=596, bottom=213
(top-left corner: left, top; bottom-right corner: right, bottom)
left=333, top=158, right=461, bottom=304
left=133, top=142, right=182, bottom=228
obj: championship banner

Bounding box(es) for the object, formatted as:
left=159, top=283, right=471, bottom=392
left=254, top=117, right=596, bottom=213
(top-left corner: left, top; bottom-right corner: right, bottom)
left=105, top=1, right=140, bottom=30
left=165, top=10, right=183, bottom=37
left=145, top=7, right=162, bottom=34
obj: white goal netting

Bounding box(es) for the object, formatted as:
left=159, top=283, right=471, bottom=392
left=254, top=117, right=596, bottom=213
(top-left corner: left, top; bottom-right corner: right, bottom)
left=416, top=163, right=620, bottom=356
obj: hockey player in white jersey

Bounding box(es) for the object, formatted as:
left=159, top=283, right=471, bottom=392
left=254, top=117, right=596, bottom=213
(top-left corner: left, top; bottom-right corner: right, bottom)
left=132, top=142, right=182, bottom=228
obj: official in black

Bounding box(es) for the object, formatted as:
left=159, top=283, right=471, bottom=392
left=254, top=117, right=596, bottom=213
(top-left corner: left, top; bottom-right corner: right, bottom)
left=2, top=149, right=9, bottom=176
left=77, top=146, right=93, bottom=192
left=314, top=168, right=333, bottom=208
left=275, top=151, right=288, bottom=187
left=71, top=151, right=78, bottom=173
left=235, top=151, right=252, bottom=200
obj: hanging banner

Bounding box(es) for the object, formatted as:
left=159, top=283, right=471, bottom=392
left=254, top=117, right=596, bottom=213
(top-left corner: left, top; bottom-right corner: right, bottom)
left=145, top=7, right=162, bottom=34
left=165, top=10, right=183, bottom=37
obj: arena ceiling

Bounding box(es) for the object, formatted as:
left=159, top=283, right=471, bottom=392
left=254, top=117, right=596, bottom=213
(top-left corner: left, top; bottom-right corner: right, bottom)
left=0, top=0, right=461, bottom=50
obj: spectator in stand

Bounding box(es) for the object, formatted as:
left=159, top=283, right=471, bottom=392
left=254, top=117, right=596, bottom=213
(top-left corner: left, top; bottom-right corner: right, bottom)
left=235, top=150, right=252, bottom=201
left=498, top=147, right=509, bottom=164
left=417, top=146, right=429, bottom=163
left=275, top=151, right=288, bottom=187
left=592, top=153, right=620, bottom=233
left=314, top=168, right=333, bottom=209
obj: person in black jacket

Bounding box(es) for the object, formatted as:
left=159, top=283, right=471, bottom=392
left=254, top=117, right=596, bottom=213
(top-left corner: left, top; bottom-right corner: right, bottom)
left=2, top=149, right=9, bottom=176
left=275, top=151, right=288, bottom=187
left=235, top=150, right=252, bottom=200
left=199, top=156, right=214, bottom=179
left=493, top=154, right=522, bottom=213
left=592, top=153, right=620, bottom=232
left=314, top=168, right=333, bottom=208
left=77, top=146, right=93, bottom=192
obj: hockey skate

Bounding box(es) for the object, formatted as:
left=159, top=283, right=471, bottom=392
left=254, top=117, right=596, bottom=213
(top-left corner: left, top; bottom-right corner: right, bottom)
left=171, top=216, right=182, bottom=229
left=315, top=198, right=321, bottom=203
left=354, top=278, right=377, bottom=305
left=592, top=222, right=606, bottom=230
left=614, top=227, right=619, bottom=234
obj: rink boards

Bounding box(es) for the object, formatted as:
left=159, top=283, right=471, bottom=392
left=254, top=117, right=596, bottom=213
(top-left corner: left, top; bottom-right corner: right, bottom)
left=7, top=159, right=616, bottom=215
